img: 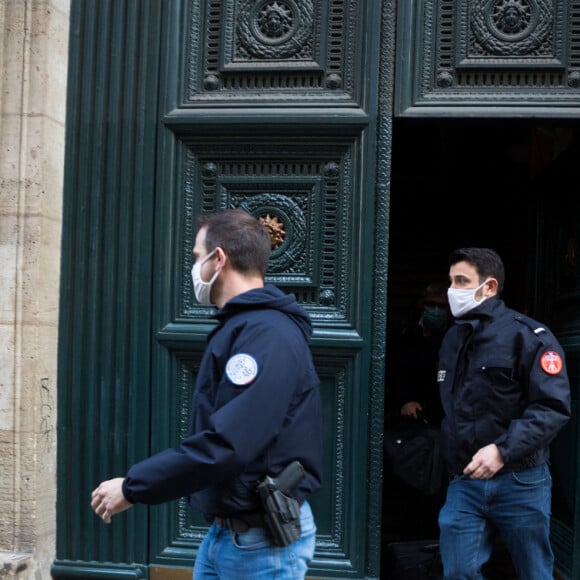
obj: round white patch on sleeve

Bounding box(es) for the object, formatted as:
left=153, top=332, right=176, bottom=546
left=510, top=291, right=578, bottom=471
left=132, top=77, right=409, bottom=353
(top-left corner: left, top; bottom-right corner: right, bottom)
left=225, top=353, right=259, bottom=386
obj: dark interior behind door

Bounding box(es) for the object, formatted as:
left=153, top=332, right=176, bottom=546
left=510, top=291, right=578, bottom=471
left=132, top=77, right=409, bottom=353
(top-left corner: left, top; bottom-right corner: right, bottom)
left=383, top=123, right=580, bottom=579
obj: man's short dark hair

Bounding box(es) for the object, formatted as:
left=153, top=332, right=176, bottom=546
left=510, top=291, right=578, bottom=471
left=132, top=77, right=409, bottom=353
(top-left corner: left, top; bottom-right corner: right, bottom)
left=448, top=247, right=505, bottom=295
left=198, top=209, right=271, bottom=277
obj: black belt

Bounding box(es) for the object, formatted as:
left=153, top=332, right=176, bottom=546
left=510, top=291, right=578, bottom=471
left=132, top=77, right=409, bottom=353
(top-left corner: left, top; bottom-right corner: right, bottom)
left=214, top=510, right=266, bottom=532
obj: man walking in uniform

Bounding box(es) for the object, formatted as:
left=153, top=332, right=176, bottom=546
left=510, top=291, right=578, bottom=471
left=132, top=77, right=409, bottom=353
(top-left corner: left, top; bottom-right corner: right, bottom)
left=91, top=208, right=323, bottom=580
left=437, top=247, right=571, bottom=579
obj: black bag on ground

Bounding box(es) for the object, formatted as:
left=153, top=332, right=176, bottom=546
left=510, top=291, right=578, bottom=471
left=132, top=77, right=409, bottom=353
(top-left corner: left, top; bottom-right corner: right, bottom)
left=384, top=416, right=445, bottom=496
left=383, top=539, right=443, bottom=580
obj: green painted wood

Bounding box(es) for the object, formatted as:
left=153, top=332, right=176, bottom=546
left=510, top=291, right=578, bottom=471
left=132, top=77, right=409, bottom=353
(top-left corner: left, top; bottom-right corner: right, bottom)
left=395, top=0, right=580, bottom=118
left=55, top=0, right=393, bottom=578
left=54, top=0, right=162, bottom=574
left=51, top=564, right=148, bottom=579
left=147, top=1, right=390, bottom=578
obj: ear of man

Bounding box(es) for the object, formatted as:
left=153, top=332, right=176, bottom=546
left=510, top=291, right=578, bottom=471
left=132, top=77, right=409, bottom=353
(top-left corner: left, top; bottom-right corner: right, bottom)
left=484, top=277, right=499, bottom=297
left=213, top=246, right=227, bottom=269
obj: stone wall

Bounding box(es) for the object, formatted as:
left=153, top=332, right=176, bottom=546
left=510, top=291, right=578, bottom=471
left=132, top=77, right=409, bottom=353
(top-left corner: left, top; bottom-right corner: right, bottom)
left=0, top=0, right=69, bottom=577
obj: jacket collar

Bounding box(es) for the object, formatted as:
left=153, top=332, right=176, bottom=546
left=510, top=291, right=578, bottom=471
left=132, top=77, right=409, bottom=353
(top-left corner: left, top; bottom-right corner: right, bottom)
left=453, top=295, right=505, bottom=323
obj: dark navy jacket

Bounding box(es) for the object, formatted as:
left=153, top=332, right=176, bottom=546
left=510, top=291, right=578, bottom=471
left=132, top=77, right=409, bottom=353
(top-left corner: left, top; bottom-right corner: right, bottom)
left=123, top=285, right=323, bottom=519
left=437, top=296, right=571, bottom=476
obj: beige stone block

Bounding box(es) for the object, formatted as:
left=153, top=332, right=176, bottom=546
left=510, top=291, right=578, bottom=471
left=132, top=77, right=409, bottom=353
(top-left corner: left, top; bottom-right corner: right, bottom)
left=15, top=217, right=59, bottom=323
left=0, top=324, right=15, bottom=431
left=42, top=7, right=70, bottom=123
left=0, top=431, right=16, bottom=548
left=0, top=0, right=65, bottom=574
left=7, top=128, right=44, bottom=211
left=0, top=1, right=69, bottom=126
left=49, top=0, right=71, bottom=16
left=35, top=217, right=63, bottom=319
left=34, top=116, right=67, bottom=219
left=0, top=2, right=5, bottom=112
left=0, top=215, right=18, bottom=312
left=0, top=2, right=26, bottom=117
left=26, top=2, right=70, bottom=122
left=18, top=348, right=58, bottom=448
left=0, top=115, right=25, bottom=193
left=0, top=129, right=65, bottom=224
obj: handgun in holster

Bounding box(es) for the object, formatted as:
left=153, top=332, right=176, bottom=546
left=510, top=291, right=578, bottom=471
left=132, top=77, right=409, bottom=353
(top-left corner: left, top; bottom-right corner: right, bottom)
left=257, top=460, right=305, bottom=547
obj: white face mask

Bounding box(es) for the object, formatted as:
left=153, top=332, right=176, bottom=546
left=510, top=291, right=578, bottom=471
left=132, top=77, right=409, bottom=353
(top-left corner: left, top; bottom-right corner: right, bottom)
left=191, top=250, right=219, bottom=305
left=447, top=279, right=490, bottom=318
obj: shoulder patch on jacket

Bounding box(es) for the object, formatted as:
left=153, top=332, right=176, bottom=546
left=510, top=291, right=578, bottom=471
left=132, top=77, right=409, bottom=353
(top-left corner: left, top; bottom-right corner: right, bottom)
left=540, top=350, right=563, bottom=375
left=225, top=353, right=258, bottom=385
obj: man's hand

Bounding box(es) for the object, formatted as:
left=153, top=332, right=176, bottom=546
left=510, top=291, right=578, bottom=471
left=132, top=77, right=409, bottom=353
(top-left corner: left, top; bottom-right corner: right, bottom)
left=400, top=401, right=423, bottom=420
left=463, top=444, right=504, bottom=479
left=91, top=478, right=132, bottom=523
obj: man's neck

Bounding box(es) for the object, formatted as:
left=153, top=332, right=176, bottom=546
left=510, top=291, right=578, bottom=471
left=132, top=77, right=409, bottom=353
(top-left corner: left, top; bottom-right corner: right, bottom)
left=214, top=272, right=264, bottom=309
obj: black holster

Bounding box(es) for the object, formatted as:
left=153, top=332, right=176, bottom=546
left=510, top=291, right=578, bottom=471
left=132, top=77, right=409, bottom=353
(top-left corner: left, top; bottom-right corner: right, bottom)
left=256, top=460, right=305, bottom=546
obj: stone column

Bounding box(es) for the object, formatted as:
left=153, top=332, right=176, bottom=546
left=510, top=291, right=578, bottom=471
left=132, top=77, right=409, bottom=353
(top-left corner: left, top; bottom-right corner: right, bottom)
left=0, top=0, right=69, bottom=577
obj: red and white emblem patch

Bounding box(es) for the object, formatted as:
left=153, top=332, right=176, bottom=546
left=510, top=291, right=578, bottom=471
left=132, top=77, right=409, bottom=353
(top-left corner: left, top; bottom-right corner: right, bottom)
left=540, top=351, right=563, bottom=375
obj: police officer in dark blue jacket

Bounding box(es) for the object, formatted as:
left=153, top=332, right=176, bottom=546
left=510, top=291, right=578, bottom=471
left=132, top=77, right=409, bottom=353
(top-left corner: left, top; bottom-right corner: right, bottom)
left=91, top=209, right=323, bottom=579
left=437, top=247, right=570, bottom=580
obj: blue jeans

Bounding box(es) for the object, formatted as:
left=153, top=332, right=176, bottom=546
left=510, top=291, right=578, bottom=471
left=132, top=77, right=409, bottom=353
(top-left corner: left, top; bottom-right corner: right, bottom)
left=438, top=464, right=553, bottom=579
left=193, top=501, right=316, bottom=579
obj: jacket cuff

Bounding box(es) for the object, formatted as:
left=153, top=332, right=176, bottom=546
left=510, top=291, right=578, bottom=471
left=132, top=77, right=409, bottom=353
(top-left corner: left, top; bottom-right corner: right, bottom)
left=122, top=478, right=137, bottom=504
left=495, top=441, right=509, bottom=464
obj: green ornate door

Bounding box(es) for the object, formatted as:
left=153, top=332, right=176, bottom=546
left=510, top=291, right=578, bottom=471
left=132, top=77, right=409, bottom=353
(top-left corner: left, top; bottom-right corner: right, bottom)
left=54, top=1, right=393, bottom=579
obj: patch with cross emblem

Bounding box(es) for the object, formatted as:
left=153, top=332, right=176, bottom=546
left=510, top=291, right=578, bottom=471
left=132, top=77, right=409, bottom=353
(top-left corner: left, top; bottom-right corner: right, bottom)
left=540, top=351, right=563, bottom=375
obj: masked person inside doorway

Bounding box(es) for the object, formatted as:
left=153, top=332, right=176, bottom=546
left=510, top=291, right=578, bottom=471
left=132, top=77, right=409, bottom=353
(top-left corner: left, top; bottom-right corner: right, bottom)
left=90, top=209, right=323, bottom=580
left=384, top=282, right=450, bottom=541
left=396, top=281, right=450, bottom=425
left=437, top=247, right=571, bottom=579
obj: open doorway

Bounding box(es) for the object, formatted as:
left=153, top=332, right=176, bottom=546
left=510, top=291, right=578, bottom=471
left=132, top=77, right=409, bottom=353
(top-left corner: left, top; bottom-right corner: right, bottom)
left=381, top=121, right=579, bottom=578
